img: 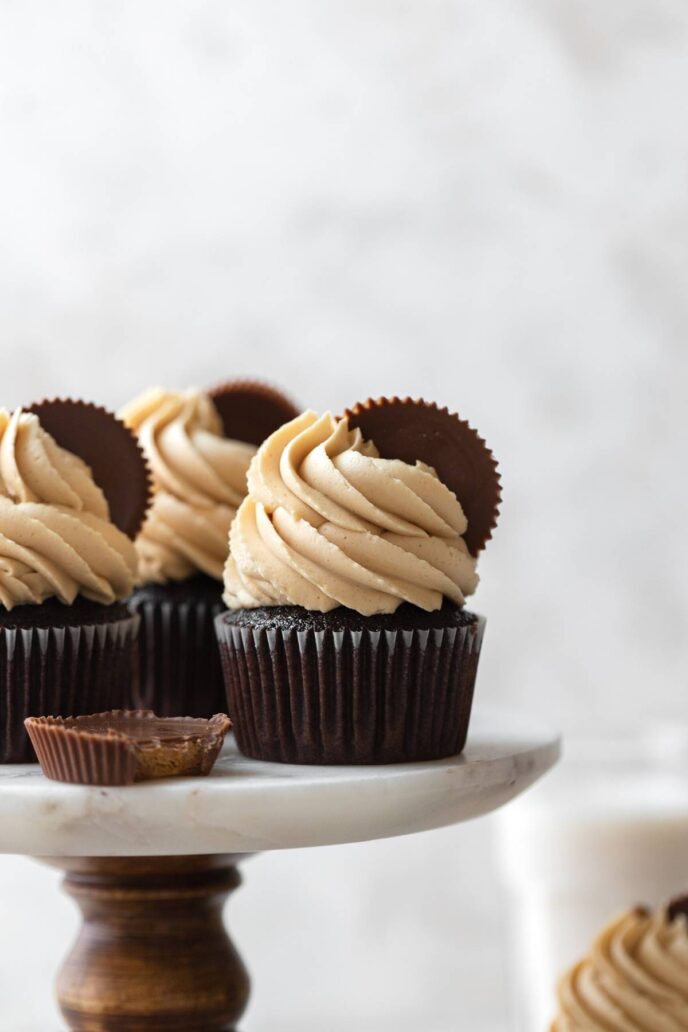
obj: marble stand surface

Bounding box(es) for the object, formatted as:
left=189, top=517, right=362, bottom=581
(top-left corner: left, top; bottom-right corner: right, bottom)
left=0, top=708, right=559, bottom=858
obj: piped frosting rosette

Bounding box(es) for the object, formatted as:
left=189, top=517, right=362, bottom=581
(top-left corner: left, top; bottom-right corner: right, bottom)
left=551, top=905, right=688, bottom=1031
left=223, top=409, right=481, bottom=616
left=121, top=383, right=300, bottom=584
left=0, top=407, right=139, bottom=610
left=120, top=388, right=257, bottom=583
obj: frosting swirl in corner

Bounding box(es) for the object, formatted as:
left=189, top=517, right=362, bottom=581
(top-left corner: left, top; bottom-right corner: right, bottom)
left=119, top=387, right=255, bottom=583
left=0, top=408, right=138, bottom=609
left=551, top=907, right=688, bottom=1031
left=223, top=410, right=478, bottom=615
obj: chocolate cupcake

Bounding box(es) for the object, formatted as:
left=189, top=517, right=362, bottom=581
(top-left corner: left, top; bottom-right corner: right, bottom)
left=120, top=382, right=298, bottom=718
left=551, top=902, right=688, bottom=1029
left=0, top=400, right=150, bottom=762
left=215, top=399, right=500, bottom=764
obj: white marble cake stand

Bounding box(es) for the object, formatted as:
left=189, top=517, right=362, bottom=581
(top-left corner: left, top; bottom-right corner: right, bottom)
left=0, top=708, right=559, bottom=1031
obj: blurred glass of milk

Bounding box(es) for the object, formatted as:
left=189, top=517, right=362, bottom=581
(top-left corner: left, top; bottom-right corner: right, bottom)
left=494, top=724, right=688, bottom=1031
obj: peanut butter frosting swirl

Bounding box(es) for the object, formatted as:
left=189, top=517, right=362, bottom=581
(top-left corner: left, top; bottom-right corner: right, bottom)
left=0, top=409, right=138, bottom=609
left=551, top=907, right=688, bottom=1031
left=120, top=388, right=255, bottom=583
left=223, top=410, right=478, bottom=615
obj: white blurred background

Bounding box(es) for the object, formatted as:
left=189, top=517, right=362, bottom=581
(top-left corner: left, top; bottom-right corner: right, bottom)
left=1, top=1, right=688, bottom=1029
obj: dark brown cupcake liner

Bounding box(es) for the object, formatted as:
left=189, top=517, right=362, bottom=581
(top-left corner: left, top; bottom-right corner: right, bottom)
left=0, top=614, right=139, bottom=764
left=128, top=584, right=225, bottom=717
left=215, top=612, right=485, bottom=764
left=25, top=711, right=231, bottom=786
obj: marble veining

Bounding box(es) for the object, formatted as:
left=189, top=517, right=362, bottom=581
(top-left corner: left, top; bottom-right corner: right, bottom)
left=0, top=709, right=559, bottom=857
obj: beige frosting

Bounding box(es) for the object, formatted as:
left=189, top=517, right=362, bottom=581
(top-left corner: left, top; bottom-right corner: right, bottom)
left=223, top=410, right=478, bottom=615
left=120, top=387, right=255, bottom=583
left=551, top=907, right=688, bottom=1031
left=0, top=408, right=138, bottom=609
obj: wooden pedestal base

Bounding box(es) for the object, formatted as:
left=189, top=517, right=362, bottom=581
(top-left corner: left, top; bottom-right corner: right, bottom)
left=47, top=855, right=250, bottom=1032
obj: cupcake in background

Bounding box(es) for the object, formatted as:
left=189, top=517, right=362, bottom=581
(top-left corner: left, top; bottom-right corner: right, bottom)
left=0, top=399, right=150, bottom=762
left=215, top=397, right=500, bottom=765
left=120, top=381, right=298, bottom=718
left=551, top=900, right=688, bottom=1029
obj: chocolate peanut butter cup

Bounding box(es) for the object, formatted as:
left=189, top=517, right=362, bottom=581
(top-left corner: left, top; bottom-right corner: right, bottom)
left=26, top=711, right=231, bottom=785
left=667, top=895, right=688, bottom=922
left=209, top=380, right=300, bottom=446
left=27, top=398, right=152, bottom=539
left=344, top=397, right=500, bottom=556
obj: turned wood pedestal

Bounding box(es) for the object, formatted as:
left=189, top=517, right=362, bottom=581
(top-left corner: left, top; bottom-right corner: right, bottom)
left=0, top=710, right=560, bottom=1029
left=50, top=855, right=249, bottom=1032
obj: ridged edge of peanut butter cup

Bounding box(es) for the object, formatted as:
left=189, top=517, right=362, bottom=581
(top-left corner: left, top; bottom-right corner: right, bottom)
left=667, top=896, right=688, bottom=922
left=25, top=711, right=231, bottom=785
left=208, top=380, right=300, bottom=446
left=343, top=396, right=501, bottom=556
left=26, top=398, right=153, bottom=539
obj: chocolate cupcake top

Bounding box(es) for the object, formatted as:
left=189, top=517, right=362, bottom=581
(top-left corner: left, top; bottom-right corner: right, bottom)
left=551, top=906, right=688, bottom=1030
left=0, top=408, right=138, bottom=609
left=120, top=388, right=256, bottom=583
left=223, top=410, right=479, bottom=616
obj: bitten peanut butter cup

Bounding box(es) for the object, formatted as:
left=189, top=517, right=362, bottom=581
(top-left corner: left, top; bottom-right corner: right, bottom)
left=25, top=711, right=231, bottom=786
left=344, top=397, right=501, bottom=556
left=26, top=398, right=152, bottom=539
left=209, top=380, right=300, bottom=446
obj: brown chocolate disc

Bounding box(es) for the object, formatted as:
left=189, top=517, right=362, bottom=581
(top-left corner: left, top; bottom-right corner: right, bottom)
left=208, top=380, right=300, bottom=446
left=344, top=397, right=501, bottom=556
left=667, top=895, right=688, bottom=922
left=26, top=399, right=152, bottom=540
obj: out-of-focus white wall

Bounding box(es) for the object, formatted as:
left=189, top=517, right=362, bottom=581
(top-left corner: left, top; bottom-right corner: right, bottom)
left=1, top=1, right=687, bottom=1029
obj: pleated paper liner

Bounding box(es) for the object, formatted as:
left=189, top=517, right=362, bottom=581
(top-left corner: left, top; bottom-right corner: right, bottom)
left=208, top=380, right=300, bottom=446
left=343, top=397, right=501, bottom=557
left=26, top=398, right=153, bottom=540
left=25, top=711, right=231, bottom=786
left=123, top=382, right=298, bottom=713
left=0, top=604, right=139, bottom=763
left=215, top=607, right=485, bottom=765
left=128, top=576, right=226, bottom=717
